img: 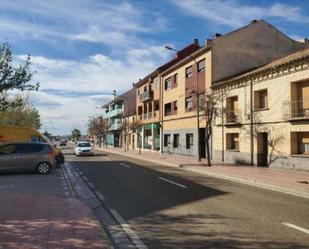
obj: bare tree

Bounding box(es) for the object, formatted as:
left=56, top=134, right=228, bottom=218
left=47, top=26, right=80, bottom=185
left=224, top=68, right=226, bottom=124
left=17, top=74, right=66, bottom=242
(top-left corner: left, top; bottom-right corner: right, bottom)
left=242, top=112, right=285, bottom=167
left=199, top=89, right=225, bottom=166
left=88, top=116, right=109, bottom=147
left=121, top=117, right=130, bottom=151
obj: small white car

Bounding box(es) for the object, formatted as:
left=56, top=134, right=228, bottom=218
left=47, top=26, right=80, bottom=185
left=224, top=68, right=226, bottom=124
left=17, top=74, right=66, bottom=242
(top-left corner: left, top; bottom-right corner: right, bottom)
left=74, top=141, right=94, bottom=156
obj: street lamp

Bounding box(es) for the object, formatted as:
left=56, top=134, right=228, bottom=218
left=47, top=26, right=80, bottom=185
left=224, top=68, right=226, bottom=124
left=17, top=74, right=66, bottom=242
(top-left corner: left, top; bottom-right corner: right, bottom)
left=164, top=45, right=201, bottom=161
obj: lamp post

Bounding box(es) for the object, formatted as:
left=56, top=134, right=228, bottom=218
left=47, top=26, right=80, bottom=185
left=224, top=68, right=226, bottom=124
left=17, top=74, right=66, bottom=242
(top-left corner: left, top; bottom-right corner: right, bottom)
left=164, top=46, right=201, bottom=161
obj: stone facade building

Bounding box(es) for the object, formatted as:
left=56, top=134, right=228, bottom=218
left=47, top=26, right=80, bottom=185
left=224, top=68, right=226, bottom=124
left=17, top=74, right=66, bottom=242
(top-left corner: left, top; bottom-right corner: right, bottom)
left=212, top=48, right=309, bottom=170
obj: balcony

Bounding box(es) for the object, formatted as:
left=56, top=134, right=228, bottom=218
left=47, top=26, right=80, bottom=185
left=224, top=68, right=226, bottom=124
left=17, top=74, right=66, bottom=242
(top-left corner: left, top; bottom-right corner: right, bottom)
left=283, top=98, right=309, bottom=121
left=139, top=90, right=153, bottom=102
left=225, top=109, right=241, bottom=125
left=103, top=108, right=123, bottom=119
left=109, top=122, right=122, bottom=131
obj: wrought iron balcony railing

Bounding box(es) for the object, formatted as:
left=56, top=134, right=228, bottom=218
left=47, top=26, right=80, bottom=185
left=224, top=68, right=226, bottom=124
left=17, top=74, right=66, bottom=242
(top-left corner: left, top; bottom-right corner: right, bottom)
left=283, top=98, right=309, bottom=120
left=225, top=109, right=241, bottom=124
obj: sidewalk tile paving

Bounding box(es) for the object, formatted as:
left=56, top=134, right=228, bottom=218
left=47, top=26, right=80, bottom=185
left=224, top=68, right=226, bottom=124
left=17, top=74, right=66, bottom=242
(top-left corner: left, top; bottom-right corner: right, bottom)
left=96, top=146, right=309, bottom=198
left=0, top=192, right=112, bottom=249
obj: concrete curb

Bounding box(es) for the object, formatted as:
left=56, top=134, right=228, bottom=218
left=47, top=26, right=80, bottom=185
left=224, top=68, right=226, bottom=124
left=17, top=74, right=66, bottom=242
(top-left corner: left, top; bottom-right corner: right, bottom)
left=63, top=161, right=145, bottom=249
left=97, top=148, right=309, bottom=200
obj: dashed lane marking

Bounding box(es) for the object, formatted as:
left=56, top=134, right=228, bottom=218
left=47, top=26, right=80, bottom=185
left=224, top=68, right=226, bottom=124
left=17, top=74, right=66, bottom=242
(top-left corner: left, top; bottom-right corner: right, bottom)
left=282, top=223, right=309, bottom=234
left=82, top=176, right=89, bottom=182
left=110, top=209, right=148, bottom=249
left=120, top=162, right=131, bottom=168
left=158, top=177, right=187, bottom=189
left=88, top=182, right=95, bottom=189
left=0, top=185, right=14, bottom=189
left=95, top=191, right=105, bottom=201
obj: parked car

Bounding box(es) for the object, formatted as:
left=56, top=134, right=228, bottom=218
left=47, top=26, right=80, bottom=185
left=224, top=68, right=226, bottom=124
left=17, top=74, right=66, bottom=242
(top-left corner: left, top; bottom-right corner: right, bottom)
left=74, top=141, right=94, bottom=156
left=0, top=125, right=64, bottom=166
left=0, top=142, right=56, bottom=174
left=59, top=141, right=67, bottom=146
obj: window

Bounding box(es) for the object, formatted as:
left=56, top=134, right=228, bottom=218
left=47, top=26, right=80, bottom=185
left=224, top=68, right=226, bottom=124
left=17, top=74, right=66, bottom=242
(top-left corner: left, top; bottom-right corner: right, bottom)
left=173, top=101, right=178, bottom=111
left=185, top=66, right=193, bottom=78
left=197, top=59, right=205, bottom=72
left=173, top=134, right=179, bottom=148
left=154, top=100, right=160, bottom=111
left=0, top=144, right=17, bottom=154
left=31, top=135, right=47, bottom=143
left=186, top=134, right=194, bottom=149
left=144, top=86, right=147, bottom=92
left=226, top=133, right=239, bottom=151
left=173, top=73, right=178, bottom=86
left=164, top=103, right=172, bottom=116
left=138, top=106, right=143, bottom=115
left=185, top=97, right=193, bottom=109
left=254, top=89, right=268, bottom=110
left=137, top=90, right=140, bottom=96
left=164, top=134, right=171, bottom=147
left=296, top=132, right=309, bottom=155
left=164, top=78, right=172, bottom=90
left=17, top=144, right=45, bottom=153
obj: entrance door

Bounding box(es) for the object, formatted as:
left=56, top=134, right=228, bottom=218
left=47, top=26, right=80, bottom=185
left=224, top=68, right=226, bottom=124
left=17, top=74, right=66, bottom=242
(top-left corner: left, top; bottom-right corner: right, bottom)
left=114, top=133, right=120, bottom=147
left=257, top=132, right=268, bottom=166
left=199, top=128, right=206, bottom=158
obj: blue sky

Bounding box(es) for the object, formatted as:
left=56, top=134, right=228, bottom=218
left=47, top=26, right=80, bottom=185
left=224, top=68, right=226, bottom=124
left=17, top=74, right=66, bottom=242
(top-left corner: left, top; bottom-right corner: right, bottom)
left=1, top=0, right=308, bottom=134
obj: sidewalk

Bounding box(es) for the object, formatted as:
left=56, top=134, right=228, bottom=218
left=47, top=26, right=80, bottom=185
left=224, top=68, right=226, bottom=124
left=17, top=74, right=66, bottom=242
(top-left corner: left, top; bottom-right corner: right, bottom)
left=0, top=192, right=112, bottom=249
left=96, top=146, right=309, bottom=199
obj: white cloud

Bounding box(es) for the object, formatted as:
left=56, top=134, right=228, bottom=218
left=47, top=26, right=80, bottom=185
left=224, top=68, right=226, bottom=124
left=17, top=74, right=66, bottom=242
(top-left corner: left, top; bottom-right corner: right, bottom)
left=20, top=47, right=171, bottom=134
left=171, top=0, right=309, bottom=28
left=0, top=1, right=167, bottom=47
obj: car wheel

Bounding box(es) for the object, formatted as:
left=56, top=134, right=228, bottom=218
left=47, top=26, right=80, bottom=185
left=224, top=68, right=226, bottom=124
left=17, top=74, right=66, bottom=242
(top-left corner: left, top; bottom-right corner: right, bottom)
left=37, top=162, right=51, bottom=175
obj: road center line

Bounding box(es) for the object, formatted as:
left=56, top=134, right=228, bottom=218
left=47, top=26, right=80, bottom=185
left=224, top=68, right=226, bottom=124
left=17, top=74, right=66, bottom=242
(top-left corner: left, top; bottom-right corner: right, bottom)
left=158, top=177, right=187, bottom=189
left=282, top=223, right=309, bottom=234
left=120, top=163, right=131, bottom=168
left=110, top=209, right=148, bottom=249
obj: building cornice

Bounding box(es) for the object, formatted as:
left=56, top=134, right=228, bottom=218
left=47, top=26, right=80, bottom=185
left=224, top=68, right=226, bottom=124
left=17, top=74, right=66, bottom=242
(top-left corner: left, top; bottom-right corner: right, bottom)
left=161, top=46, right=211, bottom=77
left=212, top=51, right=309, bottom=91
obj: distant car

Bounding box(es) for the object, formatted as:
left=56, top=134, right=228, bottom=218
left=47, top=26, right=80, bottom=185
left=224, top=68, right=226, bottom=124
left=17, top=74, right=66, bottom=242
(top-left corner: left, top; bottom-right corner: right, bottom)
left=0, top=142, right=56, bottom=174
left=59, top=141, right=67, bottom=146
left=74, top=141, right=94, bottom=156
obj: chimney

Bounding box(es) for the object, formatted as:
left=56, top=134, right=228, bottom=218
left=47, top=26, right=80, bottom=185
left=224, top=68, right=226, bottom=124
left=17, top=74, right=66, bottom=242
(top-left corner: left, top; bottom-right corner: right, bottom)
left=193, top=38, right=199, bottom=44
left=299, top=38, right=309, bottom=48
left=205, top=38, right=213, bottom=46
left=251, top=20, right=258, bottom=24
left=213, top=33, right=221, bottom=39
left=112, top=90, right=116, bottom=100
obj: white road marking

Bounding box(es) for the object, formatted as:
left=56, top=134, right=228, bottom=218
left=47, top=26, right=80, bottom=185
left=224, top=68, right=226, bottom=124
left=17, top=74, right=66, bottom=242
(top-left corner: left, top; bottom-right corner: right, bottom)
left=120, top=163, right=131, bottom=168
left=79, top=171, right=84, bottom=175
left=282, top=223, right=309, bottom=234
left=110, top=209, right=148, bottom=249
left=88, top=182, right=95, bottom=188
left=95, top=191, right=105, bottom=201
left=82, top=176, right=89, bottom=182
left=0, top=185, right=14, bottom=189
left=158, top=177, right=187, bottom=189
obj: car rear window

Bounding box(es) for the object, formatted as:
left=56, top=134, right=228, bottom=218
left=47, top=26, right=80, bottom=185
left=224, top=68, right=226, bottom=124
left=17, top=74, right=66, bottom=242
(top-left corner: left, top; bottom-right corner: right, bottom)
left=17, top=144, right=45, bottom=153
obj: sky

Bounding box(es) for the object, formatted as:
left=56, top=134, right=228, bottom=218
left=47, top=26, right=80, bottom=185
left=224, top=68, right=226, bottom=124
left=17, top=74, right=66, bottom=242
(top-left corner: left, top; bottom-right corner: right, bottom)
left=1, top=0, right=309, bottom=135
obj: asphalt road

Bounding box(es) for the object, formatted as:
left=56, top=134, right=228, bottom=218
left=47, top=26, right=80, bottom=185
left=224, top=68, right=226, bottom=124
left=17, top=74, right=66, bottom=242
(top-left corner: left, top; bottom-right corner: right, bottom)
left=64, top=147, right=309, bottom=249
